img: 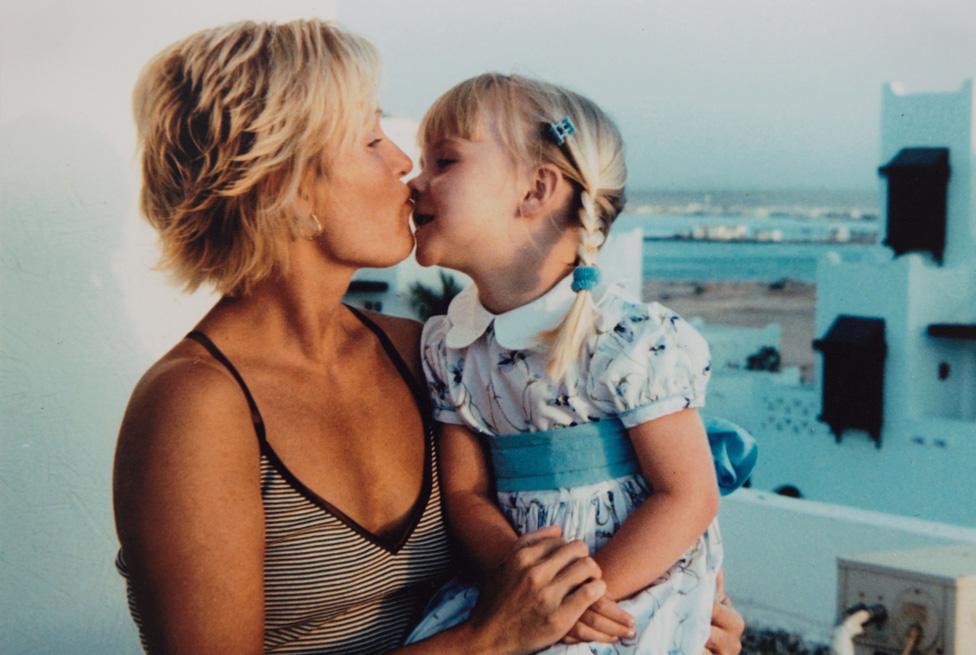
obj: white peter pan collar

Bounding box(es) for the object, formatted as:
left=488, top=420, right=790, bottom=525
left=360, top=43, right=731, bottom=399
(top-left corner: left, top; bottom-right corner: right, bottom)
left=444, top=273, right=610, bottom=350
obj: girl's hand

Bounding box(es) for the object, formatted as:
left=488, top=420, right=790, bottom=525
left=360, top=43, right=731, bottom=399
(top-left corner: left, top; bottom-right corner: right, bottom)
left=467, top=526, right=608, bottom=655
left=560, top=595, right=636, bottom=644
left=705, top=570, right=745, bottom=655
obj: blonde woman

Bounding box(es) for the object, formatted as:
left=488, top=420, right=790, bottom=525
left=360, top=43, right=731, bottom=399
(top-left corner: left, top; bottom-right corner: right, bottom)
left=113, top=20, right=745, bottom=655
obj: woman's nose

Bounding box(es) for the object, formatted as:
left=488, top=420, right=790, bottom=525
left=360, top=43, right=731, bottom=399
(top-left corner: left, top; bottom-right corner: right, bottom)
left=391, top=143, right=413, bottom=178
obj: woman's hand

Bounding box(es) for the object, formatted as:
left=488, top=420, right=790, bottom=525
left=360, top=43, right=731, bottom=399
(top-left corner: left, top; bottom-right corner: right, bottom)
left=706, top=570, right=745, bottom=655
left=560, top=595, right=635, bottom=644
left=466, top=526, right=608, bottom=655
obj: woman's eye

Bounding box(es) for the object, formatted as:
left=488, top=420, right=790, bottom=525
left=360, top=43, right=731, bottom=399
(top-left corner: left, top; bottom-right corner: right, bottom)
left=435, top=158, right=455, bottom=169
left=368, top=138, right=383, bottom=147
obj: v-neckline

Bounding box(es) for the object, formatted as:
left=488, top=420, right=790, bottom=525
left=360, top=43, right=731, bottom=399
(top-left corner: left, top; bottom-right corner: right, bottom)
left=186, top=306, right=434, bottom=555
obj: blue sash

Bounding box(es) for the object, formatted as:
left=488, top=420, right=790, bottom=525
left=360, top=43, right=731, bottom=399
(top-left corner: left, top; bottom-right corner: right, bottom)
left=487, top=415, right=757, bottom=494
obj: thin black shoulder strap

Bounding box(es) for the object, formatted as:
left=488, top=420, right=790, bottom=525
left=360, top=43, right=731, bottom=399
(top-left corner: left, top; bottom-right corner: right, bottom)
left=344, top=305, right=432, bottom=425
left=186, top=330, right=266, bottom=436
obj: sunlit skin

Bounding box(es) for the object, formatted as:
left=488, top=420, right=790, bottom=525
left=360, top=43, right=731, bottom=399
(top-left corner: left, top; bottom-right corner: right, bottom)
left=410, top=131, right=580, bottom=313
left=114, top=107, right=618, bottom=655
left=410, top=124, right=723, bottom=647
left=303, top=111, right=417, bottom=270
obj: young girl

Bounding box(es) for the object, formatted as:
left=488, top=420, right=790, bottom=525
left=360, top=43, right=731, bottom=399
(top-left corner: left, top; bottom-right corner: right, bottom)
left=407, top=73, right=725, bottom=654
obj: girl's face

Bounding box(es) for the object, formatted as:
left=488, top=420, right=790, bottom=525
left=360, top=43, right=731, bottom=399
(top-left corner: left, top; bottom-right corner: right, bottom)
left=409, top=127, right=525, bottom=272
left=310, top=112, right=416, bottom=269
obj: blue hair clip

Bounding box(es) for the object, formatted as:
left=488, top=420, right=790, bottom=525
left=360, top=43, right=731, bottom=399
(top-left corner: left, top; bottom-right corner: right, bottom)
left=571, top=265, right=600, bottom=292
left=548, top=116, right=576, bottom=146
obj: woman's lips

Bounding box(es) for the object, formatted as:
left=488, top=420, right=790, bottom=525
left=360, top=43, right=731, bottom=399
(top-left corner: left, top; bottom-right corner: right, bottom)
left=413, top=213, right=435, bottom=226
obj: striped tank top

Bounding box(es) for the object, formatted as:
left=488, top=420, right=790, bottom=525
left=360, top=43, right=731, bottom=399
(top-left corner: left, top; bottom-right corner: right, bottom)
left=116, top=307, right=454, bottom=653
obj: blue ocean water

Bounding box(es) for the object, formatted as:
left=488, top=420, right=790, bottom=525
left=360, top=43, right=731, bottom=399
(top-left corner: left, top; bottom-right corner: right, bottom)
left=615, top=211, right=883, bottom=282
left=640, top=237, right=881, bottom=282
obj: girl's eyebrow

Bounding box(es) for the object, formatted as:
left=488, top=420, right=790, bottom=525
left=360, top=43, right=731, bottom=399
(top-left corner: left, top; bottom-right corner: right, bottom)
left=429, top=137, right=464, bottom=150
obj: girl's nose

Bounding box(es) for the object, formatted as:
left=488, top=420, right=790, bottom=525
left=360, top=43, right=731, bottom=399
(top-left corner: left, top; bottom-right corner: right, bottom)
left=408, top=171, right=426, bottom=193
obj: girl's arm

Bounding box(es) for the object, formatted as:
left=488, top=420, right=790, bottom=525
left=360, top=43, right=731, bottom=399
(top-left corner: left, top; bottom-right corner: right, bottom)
left=437, top=422, right=520, bottom=574
left=593, top=408, right=720, bottom=600
left=437, top=422, right=637, bottom=645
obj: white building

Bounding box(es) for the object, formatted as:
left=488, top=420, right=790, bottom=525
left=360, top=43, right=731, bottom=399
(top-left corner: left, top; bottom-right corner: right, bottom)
left=705, top=80, right=976, bottom=527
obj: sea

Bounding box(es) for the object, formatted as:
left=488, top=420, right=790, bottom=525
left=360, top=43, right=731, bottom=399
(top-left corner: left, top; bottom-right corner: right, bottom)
left=617, top=188, right=884, bottom=282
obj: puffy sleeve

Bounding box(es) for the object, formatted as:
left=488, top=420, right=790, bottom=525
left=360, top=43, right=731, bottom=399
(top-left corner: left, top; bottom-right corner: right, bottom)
left=589, top=301, right=711, bottom=428
left=420, top=315, right=464, bottom=425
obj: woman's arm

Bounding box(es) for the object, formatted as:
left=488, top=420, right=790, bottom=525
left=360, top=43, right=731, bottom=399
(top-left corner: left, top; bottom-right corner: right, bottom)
left=594, top=408, right=720, bottom=600
left=113, top=358, right=266, bottom=654
left=437, top=422, right=521, bottom=575
left=390, top=527, right=608, bottom=655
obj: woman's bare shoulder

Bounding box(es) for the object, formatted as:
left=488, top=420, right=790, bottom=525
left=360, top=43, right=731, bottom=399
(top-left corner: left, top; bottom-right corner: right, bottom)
left=115, top=341, right=260, bottom=485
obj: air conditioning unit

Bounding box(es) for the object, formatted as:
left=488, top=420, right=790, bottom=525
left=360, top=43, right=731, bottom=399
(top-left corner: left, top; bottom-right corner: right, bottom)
left=837, top=544, right=976, bottom=654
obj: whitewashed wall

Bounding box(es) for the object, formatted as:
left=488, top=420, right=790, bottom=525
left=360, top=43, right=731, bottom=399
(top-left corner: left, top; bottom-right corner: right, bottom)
left=0, top=3, right=336, bottom=653
left=721, top=490, right=976, bottom=643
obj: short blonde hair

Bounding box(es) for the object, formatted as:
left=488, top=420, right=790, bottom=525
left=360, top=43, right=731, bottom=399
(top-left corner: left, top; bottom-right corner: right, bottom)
left=420, top=73, right=627, bottom=378
left=134, top=20, right=380, bottom=294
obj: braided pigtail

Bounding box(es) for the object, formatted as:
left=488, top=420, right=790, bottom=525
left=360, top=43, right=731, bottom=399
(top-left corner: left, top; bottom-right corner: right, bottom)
left=542, top=93, right=626, bottom=381
left=545, top=187, right=606, bottom=379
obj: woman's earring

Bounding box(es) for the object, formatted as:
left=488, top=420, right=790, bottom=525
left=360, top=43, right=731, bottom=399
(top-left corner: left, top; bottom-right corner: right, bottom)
left=306, top=213, right=323, bottom=240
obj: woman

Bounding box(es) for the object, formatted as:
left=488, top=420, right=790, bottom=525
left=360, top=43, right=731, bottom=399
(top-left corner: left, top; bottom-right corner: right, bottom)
left=113, top=19, right=745, bottom=654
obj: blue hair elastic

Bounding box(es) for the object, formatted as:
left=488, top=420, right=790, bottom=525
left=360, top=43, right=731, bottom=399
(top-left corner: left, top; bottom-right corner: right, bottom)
left=548, top=116, right=576, bottom=146
left=571, top=265, right=600, bottom=292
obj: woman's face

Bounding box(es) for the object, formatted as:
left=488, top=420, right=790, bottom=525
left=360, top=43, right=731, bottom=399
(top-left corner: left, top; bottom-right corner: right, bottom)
left=310, top=112, right=415, bottom=269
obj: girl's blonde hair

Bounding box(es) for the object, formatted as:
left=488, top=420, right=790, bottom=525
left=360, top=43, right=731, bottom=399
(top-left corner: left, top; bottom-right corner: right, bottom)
left=419, top=73, right=627, bottom=379
left=133, top=20, right=380, bottom=295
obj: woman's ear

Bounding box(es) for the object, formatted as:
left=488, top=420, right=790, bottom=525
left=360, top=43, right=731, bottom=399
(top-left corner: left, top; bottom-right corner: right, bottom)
left=517, top=164, right=571, bottom=220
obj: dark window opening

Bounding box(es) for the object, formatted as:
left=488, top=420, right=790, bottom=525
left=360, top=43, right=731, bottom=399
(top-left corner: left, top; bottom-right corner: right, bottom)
left=813, top=315, right=887, bottom=447
left=878, top=147, right=950, bottom=264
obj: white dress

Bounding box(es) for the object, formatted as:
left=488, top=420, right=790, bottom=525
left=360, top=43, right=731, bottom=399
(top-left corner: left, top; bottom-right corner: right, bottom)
left=407, top=274, right=722, bottom=655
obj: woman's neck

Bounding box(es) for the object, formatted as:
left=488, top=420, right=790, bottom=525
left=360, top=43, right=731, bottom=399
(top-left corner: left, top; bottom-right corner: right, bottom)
left=199, top=240, right=360, bottom=364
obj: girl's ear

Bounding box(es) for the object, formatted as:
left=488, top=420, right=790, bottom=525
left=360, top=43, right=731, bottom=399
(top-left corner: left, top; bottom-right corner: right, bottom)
left=517, top=163, right=570, bottom=219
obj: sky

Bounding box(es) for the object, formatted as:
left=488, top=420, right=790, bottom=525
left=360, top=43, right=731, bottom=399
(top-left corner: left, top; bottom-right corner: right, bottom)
left=338, top=0, right=976, bottom=191
left=1, top=0, right=973, bottom=196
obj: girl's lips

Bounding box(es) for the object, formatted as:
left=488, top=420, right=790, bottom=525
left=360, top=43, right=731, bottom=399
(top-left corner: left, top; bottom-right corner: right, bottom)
left=413, top=213, right=435, bottom=226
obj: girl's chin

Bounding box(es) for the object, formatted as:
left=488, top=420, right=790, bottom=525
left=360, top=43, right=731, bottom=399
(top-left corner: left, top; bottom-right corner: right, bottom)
left=411, top=229, right=439, bottom=267
left=412, top=246, right=438, bottom=268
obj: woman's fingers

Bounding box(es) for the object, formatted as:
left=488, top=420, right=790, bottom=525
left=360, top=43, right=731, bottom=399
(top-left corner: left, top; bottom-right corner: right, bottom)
left=514, top=524, right=562, bottom=547
left=579, top=597, right=635, bottom=638
left=557, top=578, right=606, bottom=625
left=526, top=539, right=591, bottom=586
left=564, top=619, right=621, bottom=644
left=706, top=596, right=745, bottom=655
left=550, top=553, right=601, bottom=589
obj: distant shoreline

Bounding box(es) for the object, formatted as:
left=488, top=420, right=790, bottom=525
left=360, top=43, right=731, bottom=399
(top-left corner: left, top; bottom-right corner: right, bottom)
left=642, top=279, right=817, bottom=382
left=643, top=235, right=876, bottom=245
